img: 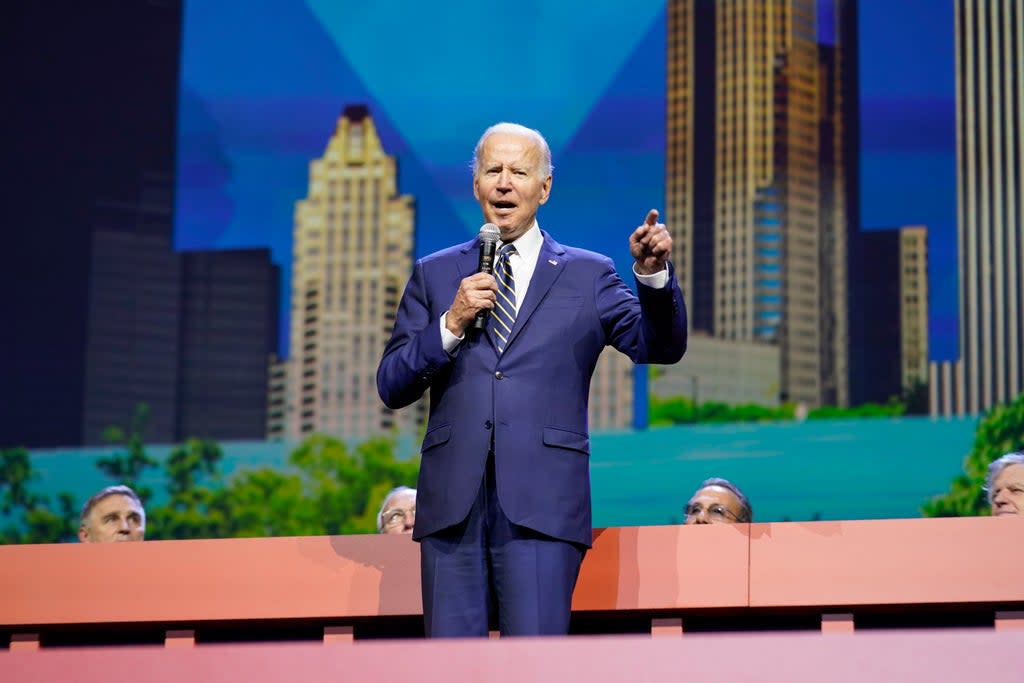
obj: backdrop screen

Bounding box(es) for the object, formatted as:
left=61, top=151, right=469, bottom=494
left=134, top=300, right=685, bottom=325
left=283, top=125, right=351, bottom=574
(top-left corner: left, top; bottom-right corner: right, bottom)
left=8, top=1, right=995, bottom=542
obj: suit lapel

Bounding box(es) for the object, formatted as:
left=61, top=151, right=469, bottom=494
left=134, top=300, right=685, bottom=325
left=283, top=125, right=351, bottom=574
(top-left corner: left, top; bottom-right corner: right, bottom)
left=457, top=240, right=481, bottom=280
left=502, top=232, right=567, bottom=353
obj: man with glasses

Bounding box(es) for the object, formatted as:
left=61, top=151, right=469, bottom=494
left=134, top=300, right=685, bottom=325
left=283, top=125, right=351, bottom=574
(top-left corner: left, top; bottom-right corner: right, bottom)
left=377, top=486, right=416, bottom=535
left=684, top=478, right=752, bottom=525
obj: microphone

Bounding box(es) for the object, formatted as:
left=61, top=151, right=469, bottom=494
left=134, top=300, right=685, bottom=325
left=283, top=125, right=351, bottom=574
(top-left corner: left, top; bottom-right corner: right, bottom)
left=471, top=223, right=501, bottom=330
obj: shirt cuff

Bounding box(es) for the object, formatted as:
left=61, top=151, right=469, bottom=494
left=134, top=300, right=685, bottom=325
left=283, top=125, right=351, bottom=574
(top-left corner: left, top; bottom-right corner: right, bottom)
left=440, top=312, right=464, bottom=353
left=633, top=264, right=670, bottom=289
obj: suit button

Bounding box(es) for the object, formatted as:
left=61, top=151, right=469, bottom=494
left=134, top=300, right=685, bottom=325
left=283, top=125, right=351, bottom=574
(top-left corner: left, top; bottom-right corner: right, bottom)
left=494, top=371, right=504, bottom=380
left=485, top=420, right=492, bottom=429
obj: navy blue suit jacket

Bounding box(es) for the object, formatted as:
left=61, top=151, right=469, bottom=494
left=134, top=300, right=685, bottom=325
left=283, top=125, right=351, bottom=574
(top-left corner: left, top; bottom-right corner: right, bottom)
left=377, top=231, right=688, bottom=547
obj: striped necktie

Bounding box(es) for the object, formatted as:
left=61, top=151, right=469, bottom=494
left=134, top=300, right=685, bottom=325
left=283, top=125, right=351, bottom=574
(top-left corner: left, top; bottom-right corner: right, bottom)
left=490, top=243, right=517, bottom=353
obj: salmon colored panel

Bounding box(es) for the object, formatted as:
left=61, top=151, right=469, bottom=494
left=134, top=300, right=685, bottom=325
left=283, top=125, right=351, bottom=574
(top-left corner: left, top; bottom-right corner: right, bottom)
left=995, top=611, right=1024, bottom=632
left=574, top=524, right=748, bottom=610
left=8, top=635, right=39, bottom=652
left=321, top=625, right=355, bottom=643
left=1, top=525, right=748, bottom=627
left=1, top=630, right=1022, bottom=682
left=163, top=631, right=195, bottom=648
left=4, top=519, right=1021, bottom=629
left=0, top=534, right=422, bottom=625
left=749, top=517, right=1024, bottom=607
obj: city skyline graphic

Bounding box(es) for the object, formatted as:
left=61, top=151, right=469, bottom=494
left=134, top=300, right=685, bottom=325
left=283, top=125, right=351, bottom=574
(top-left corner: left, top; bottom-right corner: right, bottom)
left=4, top=0, right=1014, bottom=530
left=931, top=0, right=1024, bottom=416
left=174, top=0, right=959, bottom=379
left=268, top=106, right=639, bottom=440
left=0, top=0, right=975, bottom=457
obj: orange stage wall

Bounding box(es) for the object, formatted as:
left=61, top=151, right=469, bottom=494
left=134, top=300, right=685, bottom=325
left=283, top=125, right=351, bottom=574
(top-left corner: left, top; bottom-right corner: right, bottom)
left=2, top=518, right=1023, bottom=681
left=2, top=517, right=1022, bottom=641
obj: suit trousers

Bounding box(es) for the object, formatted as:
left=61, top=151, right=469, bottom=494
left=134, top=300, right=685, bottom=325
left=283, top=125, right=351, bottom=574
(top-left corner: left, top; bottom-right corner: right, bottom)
left=419, top=452, right=586, bottom=637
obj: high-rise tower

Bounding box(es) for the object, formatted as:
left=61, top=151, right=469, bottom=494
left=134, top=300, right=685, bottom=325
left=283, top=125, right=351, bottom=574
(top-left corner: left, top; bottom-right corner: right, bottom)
left=931, top=0, right=1023, bottom=416
left=1, top=2, right=183, bottom=448
left=665, top=0, right=850, bottom=407
left=274, top=105, right=421, bottom=440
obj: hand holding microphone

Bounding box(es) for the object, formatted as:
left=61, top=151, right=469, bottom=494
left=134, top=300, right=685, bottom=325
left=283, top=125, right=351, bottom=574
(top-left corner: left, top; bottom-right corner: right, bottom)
left=471, top=223, right=501, bottom=330
left=444, top=223, right=500, bottom=337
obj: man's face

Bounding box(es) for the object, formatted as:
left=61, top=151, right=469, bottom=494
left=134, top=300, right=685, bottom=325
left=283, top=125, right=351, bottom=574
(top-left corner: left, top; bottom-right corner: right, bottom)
left=684, top=486, right=745, bottom=525
left=380, top=490, right=416, bottom=535
left=473, top=132, right=552, bottom=243
left=78, top=494, right=146, bottom=542
left=991, top=464, right=1024, bottom=517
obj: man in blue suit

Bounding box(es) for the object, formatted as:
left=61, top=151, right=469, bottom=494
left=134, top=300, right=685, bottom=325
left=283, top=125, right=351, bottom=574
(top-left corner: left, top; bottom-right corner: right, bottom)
left=377, top=122, right=687, bottom=637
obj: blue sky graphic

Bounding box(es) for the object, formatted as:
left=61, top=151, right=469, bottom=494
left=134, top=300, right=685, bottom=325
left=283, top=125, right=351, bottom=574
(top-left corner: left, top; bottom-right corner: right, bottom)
left=174, top=0, right=959, bottom=362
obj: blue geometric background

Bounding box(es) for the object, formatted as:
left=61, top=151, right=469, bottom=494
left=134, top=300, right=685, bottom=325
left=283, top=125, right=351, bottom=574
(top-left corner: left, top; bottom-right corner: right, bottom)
left=175, top=0, right=957, bottom=361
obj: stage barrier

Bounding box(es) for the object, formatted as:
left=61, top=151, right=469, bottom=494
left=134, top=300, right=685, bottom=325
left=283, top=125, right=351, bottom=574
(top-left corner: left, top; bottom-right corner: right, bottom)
left=4, top=630, right=1024, bottom=682
left=1, top=518, right=1022, bottom=652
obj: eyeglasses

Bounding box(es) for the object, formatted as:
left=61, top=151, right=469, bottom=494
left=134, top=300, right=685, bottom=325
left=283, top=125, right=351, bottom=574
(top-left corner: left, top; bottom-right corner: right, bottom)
left=382, top=507, right=415, bottom=528
left=684, top=503, right=741, bottom=523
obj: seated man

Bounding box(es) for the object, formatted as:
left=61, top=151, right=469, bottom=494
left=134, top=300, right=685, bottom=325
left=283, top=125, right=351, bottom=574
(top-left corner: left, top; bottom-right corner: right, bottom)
left=684, top=477, right=752, bottom=524
left=78, top=485, right=146, bottom=542
left=377, top=485, right=416, bottom=535
left=987, top=452, right=1024, bottom=517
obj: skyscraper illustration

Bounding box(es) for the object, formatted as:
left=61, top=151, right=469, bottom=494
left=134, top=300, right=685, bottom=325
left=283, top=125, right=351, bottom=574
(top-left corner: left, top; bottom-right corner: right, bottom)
left=271, top=105, right=422, bottom=440
left=897, top=228, right=930, bottom=394
left=854, top=226, right=929, bottom=405
left=589, top=349, right=635, bottom=430
left=931, top=0, right=1023, bottom=416
left=177, top=249, right=280, bottom=441
left=664, top=0, right=852, bottom=408
left=0, top=2, right=183, bottom=448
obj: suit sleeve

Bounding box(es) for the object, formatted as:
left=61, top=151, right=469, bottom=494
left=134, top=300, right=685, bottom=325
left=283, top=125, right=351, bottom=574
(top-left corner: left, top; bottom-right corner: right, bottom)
left=376, top=260, right=454, bottom=409
left=597, top=259, right=688, bottom=365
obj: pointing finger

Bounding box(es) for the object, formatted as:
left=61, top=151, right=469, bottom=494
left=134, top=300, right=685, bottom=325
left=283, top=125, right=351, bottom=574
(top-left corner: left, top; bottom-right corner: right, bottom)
left=645, top=209, right=659, bottom=226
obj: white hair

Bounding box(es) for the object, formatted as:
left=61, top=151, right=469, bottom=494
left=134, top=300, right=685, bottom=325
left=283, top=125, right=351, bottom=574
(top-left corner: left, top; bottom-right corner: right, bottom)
left=471, top=122, right=553, bottom=178
left=985, top=452, right=1024, bottom=503
left=376, top=485, right=416, bottom=533
left=688, top=477, right=753, bottom=522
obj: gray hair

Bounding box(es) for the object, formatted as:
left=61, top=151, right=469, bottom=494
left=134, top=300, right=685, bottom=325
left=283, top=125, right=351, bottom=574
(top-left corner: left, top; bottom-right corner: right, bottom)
left=690, top=477, right=753, bottom=523
left=376, top=485, right=416, bottom=533
left=985, top=452, right=1024, bottom=503
left=471, top=122, right=553, bottom=178
left=80, top=485, right=145, bottom=527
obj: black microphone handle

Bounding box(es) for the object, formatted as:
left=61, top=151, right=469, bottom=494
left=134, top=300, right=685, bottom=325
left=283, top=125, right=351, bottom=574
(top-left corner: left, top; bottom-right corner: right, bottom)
left=471, top=239, right=498, bottom=330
